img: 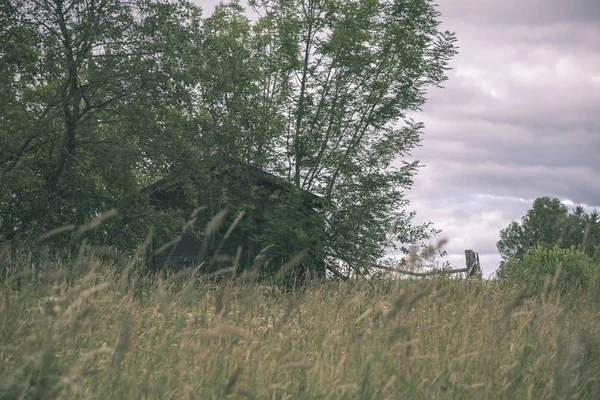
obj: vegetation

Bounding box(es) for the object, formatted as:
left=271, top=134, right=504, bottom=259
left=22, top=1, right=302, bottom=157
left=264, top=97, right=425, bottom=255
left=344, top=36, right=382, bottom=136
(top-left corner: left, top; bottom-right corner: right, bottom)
left=497, top=197, right=600, bottom=262
left=1, top=253, right=599, bottom=399
left=2, top=1, right=599, bottom=398
left=1, top=0, right=458, bottom=277
left=497, top=197, right=600, bottom=285
left=0, top=0, right=201, bottom=250
left=500, top=245, right=599, bottom=293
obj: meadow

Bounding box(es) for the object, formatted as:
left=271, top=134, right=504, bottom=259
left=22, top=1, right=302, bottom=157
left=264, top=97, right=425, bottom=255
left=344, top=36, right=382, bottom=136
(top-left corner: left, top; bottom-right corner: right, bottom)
left=1, top=252, right=599, bottom=399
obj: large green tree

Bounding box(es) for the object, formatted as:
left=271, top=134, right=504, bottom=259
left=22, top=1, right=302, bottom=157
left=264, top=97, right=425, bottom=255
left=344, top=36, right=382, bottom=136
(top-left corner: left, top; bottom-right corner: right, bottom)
left=2, top=0, right=457, bottom=279
left=200, top=0, right=458, bottom=276
left=0, top=0, right=203, bottom=249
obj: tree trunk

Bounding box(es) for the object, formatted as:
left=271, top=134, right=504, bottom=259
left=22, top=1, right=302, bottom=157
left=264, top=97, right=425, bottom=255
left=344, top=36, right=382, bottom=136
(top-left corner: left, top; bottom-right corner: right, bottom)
left=39, top=0, right=82, bottom=233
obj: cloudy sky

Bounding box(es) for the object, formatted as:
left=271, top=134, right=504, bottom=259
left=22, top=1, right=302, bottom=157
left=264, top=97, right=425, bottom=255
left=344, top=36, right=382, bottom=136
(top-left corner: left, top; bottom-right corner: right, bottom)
left=404, top=0, right=600, bottom=276
left=197, top=0, right=600, bottom=277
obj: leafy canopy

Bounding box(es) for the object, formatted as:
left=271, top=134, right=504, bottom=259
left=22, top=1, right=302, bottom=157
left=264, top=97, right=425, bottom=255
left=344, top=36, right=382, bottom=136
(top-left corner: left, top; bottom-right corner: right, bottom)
left=1, top=0, right=458, bottom=278
left=497, top=197, right=600, bottom=260
left=497, top=196, right=600, bottom=280
left=1, top=0, right=204, bottom=250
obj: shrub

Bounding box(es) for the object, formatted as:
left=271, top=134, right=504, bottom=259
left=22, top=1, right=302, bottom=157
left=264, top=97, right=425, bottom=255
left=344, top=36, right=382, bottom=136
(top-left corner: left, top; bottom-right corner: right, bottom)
left=500, top=245, right=599, bottom=292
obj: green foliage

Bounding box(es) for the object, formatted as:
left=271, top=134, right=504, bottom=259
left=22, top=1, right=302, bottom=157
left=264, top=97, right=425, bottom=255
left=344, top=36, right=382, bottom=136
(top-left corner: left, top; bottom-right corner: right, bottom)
left=1, top=0, right=204, bottom=251
left=2, top=0, right=458, bottom=278
left=499, top=244, right=599, bottom=292
left=240, top=0, right=457, bottom=273
left=497, top=197, right=600, bottom=285
left=497, top=197, right=600, bottom=263
left=257, top=190, right=326, bottom=278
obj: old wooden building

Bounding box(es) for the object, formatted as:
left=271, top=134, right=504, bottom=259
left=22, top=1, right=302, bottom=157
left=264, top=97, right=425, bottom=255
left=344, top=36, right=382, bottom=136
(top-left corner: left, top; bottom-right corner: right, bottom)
left=142, top=161, right=325, bottom=277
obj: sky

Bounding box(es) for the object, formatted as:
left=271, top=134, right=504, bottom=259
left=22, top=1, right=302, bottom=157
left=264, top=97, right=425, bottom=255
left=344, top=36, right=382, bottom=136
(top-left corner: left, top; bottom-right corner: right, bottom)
left=195, top=0, right=600, bottom=277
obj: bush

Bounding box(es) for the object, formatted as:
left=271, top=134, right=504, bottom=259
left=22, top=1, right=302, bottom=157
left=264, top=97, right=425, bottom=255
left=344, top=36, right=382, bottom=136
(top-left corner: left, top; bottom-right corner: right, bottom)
left=500, top=245, right=599, bottom=292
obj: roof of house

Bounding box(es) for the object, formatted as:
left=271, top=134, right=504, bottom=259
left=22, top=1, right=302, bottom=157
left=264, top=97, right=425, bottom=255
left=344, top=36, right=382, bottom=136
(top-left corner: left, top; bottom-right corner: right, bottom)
left=141, top=161, right=324, bottom=207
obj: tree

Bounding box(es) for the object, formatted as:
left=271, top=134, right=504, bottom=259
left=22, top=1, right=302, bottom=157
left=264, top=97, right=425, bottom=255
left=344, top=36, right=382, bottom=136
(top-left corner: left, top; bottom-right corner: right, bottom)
left=245, top=0, right=457, bottom=276
left=0, top=0, right=203, bottom=249
left=2, top=0, right=457, bottom=280
left=497, top=196, right=600, bottom=278
left=157, top=0, right=456, bottom=277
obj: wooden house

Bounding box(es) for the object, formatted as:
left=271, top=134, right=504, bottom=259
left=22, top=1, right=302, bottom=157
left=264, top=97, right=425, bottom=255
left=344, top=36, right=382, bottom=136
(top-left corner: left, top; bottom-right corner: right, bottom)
left=142, top=161, right=325, bottom=277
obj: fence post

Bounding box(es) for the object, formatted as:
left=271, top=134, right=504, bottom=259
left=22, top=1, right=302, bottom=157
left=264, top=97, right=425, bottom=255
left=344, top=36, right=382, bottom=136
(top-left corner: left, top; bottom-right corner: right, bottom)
left=465, top=250, right=482, bottom=279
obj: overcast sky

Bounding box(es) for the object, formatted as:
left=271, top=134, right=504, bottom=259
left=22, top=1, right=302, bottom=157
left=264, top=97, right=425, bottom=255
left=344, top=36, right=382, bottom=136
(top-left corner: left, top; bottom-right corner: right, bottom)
left=196, top=0, right=600, bottom=277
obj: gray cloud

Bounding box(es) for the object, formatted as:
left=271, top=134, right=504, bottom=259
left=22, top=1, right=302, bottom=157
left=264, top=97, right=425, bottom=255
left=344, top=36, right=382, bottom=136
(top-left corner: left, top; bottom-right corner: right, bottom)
left=405, top=0, right=599, bottom=273
left=438, top=0, right=600, bottom=26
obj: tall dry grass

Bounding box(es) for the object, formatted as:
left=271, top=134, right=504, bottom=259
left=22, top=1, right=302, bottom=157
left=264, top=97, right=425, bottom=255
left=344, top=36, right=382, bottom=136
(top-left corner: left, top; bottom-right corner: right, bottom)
left=1, top=252, right=599, bottom=399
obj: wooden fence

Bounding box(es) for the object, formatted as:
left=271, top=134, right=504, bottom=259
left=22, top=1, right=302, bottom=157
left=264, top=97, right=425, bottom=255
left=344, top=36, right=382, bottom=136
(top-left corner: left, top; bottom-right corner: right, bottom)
left=377, top=249, right=483, bottom=279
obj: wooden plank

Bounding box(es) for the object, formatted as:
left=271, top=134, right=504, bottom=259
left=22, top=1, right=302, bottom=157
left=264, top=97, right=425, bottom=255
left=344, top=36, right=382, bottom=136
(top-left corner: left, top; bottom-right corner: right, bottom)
left=373, top=264, right=468, bottom=277
left=465, top=249, right=482, bottom=278
left=372, top=249, right=483, bottom=279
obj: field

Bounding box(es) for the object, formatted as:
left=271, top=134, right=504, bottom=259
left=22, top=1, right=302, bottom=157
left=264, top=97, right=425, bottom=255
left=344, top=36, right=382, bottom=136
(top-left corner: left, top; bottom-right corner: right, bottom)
left=1, top=253, right=599, bottom=399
